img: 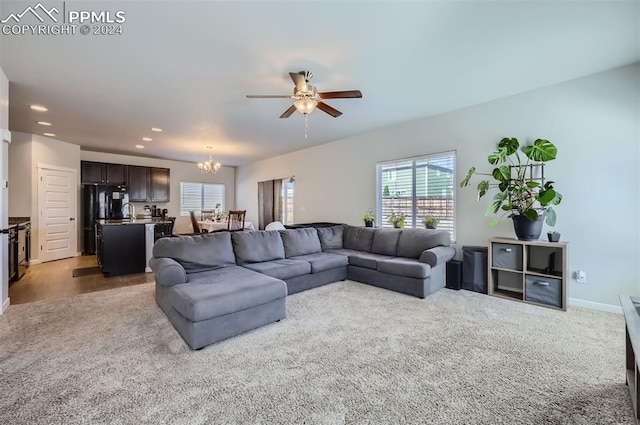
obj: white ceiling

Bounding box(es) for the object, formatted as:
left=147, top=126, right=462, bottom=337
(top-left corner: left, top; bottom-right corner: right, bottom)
left=1, top=1, right=638, bottom=166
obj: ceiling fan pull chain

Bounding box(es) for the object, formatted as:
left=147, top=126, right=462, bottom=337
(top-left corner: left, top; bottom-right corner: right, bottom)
left=304, top=114, right=309, bottom=139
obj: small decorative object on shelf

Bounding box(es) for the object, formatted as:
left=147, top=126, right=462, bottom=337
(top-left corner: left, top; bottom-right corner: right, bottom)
left=388, top=211, right=406, bottom=228
left=488, top=237, right=568, bottom=311
left=460, top=137, right=563, bottom=241
left=423, top=215, right=438, bottom=229
left=363, top=209, right=375, bottom=227
left=547, top=231, right=560, bottom=242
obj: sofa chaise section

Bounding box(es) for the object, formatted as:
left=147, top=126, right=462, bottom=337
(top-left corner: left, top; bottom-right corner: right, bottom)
left=151, top=233, right=287, bottom=349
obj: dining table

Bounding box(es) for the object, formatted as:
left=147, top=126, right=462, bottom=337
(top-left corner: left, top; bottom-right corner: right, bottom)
left=198, top=220, right=256, bottom=232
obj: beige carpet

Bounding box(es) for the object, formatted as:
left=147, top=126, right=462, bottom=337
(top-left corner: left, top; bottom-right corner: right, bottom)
left=0, top=281, right=634, bottom=424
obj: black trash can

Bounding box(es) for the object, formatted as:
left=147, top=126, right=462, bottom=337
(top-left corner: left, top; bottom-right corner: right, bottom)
left=446, top=260, right=462, bottom=290
left=462, top=246, right=488, bottom=294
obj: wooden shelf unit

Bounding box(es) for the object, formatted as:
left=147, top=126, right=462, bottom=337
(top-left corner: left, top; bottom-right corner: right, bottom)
left=488, top=237, right=568, bottom=311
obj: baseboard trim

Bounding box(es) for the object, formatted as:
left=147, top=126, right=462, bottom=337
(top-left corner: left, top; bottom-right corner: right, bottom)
left=29, top=259, right=42, bottom=265
left=1, top=297, right=10, bottom=315
left=569, top=297, right=622, bottom=314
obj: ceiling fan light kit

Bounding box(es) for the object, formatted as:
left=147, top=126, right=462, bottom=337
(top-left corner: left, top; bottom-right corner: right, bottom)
left=294, top=98, right=318, bottom=115
left=246, top=70, right=362, bottom=119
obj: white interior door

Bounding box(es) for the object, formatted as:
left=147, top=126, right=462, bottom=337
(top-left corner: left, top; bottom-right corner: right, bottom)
left=38, top=165, right=77, bottom=263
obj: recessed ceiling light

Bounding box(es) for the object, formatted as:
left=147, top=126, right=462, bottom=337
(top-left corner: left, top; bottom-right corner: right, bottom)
left=37, top=121, right=52, bottom=126
left=142, top=137, right=152, bottom=142
left=43, top=133, right=56, bottom=137
left=151, top=127, right=163, bottom=132
left=136, top=145, right=144, bottom=149
left=30, top=105, right=48, bottom=112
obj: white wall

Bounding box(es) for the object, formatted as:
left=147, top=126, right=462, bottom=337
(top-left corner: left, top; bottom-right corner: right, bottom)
left=8, top=133, right=82, bottom=263
left=7, top=133, right=31, bottom=216
left=0, top=64, right=9, bottom=314
left=237, top=64, right=640, bottom=310
left=80, top=151, right=235, bottom=234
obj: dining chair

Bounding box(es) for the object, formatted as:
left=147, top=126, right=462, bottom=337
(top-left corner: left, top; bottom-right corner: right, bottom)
left=154, top=218, right=176, bottom=242
left=189, top=211, right=208, bottom=234
left=227, top=210, right=247, bottom=231
left=265, top=221, right=286, bottom=231
left=201, top=209, right=215, bottom=221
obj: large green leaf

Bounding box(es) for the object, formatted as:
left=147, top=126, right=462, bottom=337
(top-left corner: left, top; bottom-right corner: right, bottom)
left=487, top=151, right=504, bottom=165
left=523, top=139, right=557, bottom=162
left=544, top=207, right=557, bottom=226
left=526, top=181, right=540, bottom=188
left=497, top=137, right=519, bottom=156
left=537, top=188, right=557, bottom=206
left=523, top=209, right=539, bottom=222
left=551, top=192, right=562, bottom=206
left=460, top=167, right=475, bottom=188
left=492, top=166, right=510, bottom=182
left=477, top=180, right=489, bottom=199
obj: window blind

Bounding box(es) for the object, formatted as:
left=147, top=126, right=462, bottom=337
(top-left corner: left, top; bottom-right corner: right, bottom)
left=179, top=182, right=225, bottom=216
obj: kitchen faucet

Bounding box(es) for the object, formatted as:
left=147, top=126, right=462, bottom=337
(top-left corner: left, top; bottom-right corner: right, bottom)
left=122, top=203, right=135, bottom=220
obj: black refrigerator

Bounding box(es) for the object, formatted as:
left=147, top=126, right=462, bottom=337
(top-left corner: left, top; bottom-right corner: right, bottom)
left=82, top=185, right=130, bottom=255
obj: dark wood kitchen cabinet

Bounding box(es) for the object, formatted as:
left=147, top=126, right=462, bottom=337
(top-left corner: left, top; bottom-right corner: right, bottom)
left=81, top=161, right=106, bottom=184
left=128, top=166, right=150, bottom=202
left=81, top=161, right=128, bottom=185
left=150, top=167, right=170, bottom=202
left=128, top=166, right=170, bottom=202
left=106, top=163, right=127, bottom=185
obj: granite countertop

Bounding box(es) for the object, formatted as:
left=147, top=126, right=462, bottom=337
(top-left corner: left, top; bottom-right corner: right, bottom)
left=96, top=218, right=173, bottom=226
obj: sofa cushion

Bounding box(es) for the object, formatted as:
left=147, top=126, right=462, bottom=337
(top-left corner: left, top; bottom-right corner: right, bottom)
left=349, top=252, right=395, bottom=270
left=242, top=259, right=311, bottom=280
left=231, top=230, right=285, bottom=265
left=377, top=258, right=431, bottom=279
left=343, top=225, right=376, bottom=252
left=279, top=228, right=322, bottom=258
left=170, top=268, right=287, bottom=322
left=396, top=228, right=451, bottom=259
left=316, top=225, right=344, bottom=250
left=289, top=252, right=349, bottom=273
left=152, top=233, right=236, bottom=273
left=371, top=228, right=402, bottom=256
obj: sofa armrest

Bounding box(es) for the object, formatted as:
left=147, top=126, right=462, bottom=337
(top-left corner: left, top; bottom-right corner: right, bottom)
left=419, top=246, right=456, bottom=267
left=149, top=257, right=187, bottom=287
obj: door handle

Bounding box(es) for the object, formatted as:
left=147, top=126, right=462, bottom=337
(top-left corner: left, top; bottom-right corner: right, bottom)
left=70, top=217, right=75, bottom=221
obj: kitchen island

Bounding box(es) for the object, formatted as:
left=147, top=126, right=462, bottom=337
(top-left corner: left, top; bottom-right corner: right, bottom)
left=96, top=219, right=173, bottom=276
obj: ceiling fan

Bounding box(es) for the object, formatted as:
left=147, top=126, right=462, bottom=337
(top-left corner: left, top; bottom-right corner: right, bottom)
left=246, top=71, right=362, bottom=118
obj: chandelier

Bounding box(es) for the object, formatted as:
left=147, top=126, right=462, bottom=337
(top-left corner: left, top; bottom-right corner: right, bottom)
left=197, top=146, right=222, bottom=174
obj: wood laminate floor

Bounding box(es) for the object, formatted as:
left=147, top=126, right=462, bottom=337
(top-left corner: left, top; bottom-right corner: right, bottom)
left=8, top=255, right=155, bottom=305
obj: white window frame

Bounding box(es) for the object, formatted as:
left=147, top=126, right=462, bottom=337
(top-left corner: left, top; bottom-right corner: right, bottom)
left=179, top=182, right=225, bottom=216
left=376, top=151, right=456, bottom=241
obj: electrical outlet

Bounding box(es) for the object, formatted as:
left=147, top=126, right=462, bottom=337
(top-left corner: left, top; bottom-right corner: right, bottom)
left=575, top=270, right=587, bottom=284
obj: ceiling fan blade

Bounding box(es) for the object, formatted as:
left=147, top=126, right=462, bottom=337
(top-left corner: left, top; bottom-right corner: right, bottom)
left=279, top=104, right=297, bottom=118
left=316, top=101, right=342, bottom=118
left=318, top=90, right=363, bottom=99
left=246, top=95, right=293, bottom=98
left=289, top=72, right=308, bottom=92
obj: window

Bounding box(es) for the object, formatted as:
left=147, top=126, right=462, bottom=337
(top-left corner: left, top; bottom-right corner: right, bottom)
left=179, top=182, right=225, bottom=216
left=376, top=151, right=456, bottom=241
left=281, top=179, right=294, bottom=225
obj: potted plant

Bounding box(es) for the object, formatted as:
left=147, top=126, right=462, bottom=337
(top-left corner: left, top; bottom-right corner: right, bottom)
left=388, top=211, right=406, bottom=228
left=363, top=210, right=375, bottom=227
left=460, top=137, right=562, bottom=241
left=547, top=230, right=560, bottom=242
left=423, top=215, right=438, bottom=229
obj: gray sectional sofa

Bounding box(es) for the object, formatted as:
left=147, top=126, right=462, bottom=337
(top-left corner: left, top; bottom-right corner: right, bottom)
left=150, top=225, right=455, bottom=349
